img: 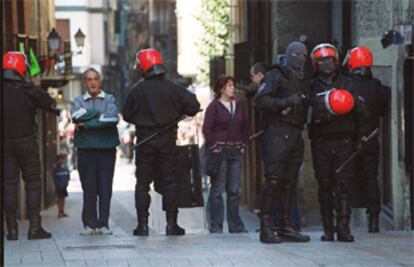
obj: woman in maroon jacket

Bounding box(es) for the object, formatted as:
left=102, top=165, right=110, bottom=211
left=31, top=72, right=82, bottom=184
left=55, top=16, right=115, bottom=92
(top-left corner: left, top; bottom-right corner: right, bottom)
left=202, top=75, right=248, bottom=233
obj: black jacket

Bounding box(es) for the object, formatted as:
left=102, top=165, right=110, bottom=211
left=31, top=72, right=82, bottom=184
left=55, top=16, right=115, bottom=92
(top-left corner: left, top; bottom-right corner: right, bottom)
left=3, top=72, right=56, bottom=139
left=345, top=75, right=390, bottom=132
left=122, top=76, right=200, bottom=130
left=308, top=75, right=371, bottom=141
left=255, top=65, right=308, bottom=129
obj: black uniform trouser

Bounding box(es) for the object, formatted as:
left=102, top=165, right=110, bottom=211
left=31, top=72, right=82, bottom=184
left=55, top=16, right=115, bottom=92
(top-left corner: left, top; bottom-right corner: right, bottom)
left=357, top=139, right=381, bottom=214
left=3, top=137, right=42, bottom=217
left=261, top=125, right=304, bottom=227
left=134, top=135, right=179, bottom=217
left=311, top=137, right=355, bottom=220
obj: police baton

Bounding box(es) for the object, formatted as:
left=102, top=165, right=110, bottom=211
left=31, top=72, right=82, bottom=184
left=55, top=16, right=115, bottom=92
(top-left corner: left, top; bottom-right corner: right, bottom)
left=132, top=109, right=203, bottom=149
left=335, top=128, right=380, bottom=174
left=249, top=130, right=265, bottom=140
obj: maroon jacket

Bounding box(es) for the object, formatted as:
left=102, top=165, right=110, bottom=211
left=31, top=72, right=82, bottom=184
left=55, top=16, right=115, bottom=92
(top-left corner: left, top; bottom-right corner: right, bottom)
left=202, top=97, right=248, bottom=149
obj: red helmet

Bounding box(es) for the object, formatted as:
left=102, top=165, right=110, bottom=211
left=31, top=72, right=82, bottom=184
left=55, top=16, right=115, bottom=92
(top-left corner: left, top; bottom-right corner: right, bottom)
left=344, top=47, right=373, bottom=70
left=136, top=48, right=163, bottom=72
left=310, top=43, right=338, bottom=71
left=311, top=43, right=339, bottom=63
left=3, top=51, right=28, bottom=77
left=324, top=89, right=355, bottom=115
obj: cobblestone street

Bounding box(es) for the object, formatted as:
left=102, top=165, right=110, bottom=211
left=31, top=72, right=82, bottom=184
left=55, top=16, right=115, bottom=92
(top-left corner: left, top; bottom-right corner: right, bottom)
left=4, top=158, right=414, bottom=267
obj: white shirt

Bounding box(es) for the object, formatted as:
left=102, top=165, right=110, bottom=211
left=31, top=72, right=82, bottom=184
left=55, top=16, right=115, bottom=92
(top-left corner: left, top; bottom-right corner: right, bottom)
left=219, top=99, right=236, bottom=116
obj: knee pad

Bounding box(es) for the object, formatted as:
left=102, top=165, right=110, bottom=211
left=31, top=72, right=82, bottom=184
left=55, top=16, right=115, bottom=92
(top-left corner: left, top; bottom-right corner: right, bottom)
left=263, top=176, right=279, bottom=191
left=335, top=178, right=350, bottom=195
left=318, top=177, right=331, bottom=190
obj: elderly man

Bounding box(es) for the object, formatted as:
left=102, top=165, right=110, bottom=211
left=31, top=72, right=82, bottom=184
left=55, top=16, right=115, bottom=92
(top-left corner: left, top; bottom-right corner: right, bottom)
left=71, top=67, right=120, bottom=235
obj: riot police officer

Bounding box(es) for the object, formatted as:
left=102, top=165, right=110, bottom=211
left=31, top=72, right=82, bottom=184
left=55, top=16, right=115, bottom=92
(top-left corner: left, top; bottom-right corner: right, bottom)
left=255, top=41, right=310, bottom=243
left=122, top=48, right=200, bottom=236
left=3, top=51, right=59, bottom=240
left=308, top=44, right=370, bottom=242
left=343, top=47, right=390, bottom=233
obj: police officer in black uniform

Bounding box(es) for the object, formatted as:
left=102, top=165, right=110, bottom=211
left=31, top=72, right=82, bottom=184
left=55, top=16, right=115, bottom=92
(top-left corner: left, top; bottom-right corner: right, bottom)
left=255, top=41, right=310, bottom=244
left=343, top=47, right=390, bottom=233
left=308, top=44, right=370, bottom=242
left=3, top=51, right=59, bottom=240
left=122, top=48, right=200, bottom=236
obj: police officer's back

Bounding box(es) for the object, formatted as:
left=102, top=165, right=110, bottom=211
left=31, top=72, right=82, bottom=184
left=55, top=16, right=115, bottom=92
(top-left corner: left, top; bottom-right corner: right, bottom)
left=123, top=76, right=200, bottom=129
left=3, top=51, right=58, bottom=240
left=122, top=48, right=200, bottom=236
left=342, top=47, right=390, bottom=233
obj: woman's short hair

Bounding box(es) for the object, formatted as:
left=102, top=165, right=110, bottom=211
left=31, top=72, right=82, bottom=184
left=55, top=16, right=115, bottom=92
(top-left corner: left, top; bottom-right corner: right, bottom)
left=213, top=75, right=236, bottom=98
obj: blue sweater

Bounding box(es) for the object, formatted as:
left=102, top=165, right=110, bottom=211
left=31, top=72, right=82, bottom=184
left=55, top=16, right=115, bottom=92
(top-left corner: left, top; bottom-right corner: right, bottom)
left=71, top=91, right=120, bottom=149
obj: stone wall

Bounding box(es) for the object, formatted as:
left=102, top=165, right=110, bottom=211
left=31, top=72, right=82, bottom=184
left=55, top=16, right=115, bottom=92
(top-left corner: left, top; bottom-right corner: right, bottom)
left=271, top=0, right=331, bottom=55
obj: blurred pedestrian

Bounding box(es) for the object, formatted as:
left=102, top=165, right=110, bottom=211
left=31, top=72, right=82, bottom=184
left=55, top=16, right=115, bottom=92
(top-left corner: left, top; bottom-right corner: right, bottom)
left=203, top=75, right=248, bottom=234
left=53, top=154, right=70, bottom=218
left=71, top=67, right=120, bottom=236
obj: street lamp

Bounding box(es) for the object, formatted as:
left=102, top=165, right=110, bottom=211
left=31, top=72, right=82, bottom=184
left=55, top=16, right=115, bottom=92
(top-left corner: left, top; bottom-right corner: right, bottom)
left=47, top=28, right=62, bottom=53
left=74, top=28, right=86, bottom=49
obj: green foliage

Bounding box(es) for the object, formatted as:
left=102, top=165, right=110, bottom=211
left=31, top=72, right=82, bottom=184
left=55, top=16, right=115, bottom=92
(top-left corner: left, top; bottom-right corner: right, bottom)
left=196, top=0, right=231, bottom=84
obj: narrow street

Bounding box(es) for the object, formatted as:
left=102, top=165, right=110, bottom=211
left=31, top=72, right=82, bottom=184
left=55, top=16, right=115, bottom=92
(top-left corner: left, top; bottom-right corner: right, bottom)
left=4, top=158, right=414, bottom=267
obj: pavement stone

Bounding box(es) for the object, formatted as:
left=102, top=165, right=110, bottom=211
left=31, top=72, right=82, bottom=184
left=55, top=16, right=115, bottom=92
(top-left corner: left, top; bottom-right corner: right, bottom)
left=4, top=158, right=414, bottom=267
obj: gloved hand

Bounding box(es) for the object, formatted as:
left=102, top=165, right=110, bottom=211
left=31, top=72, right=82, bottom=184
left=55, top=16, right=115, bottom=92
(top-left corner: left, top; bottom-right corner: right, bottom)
left=286, top=94, right=303, bottom=106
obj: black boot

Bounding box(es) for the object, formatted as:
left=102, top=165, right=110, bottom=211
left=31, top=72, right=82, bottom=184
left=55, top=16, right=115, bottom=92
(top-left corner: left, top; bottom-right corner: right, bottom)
left=278, top=216, right=310, bottom=242
left=320, top=216, right=334, bottom=242
left=6, top=214, right=18, bottom=240
left=133, top=213, right=149, bottom=236
left=277, top=186, right=310, bottom=243
left=368, top=213, right=379, bottom=233
left=336, top=216, right=354, bottom=242
left=28, top=215, right=51, bottom=240
left=166, top=211, right=185, bottom=236
left=260, top=215, right=282, bottom=244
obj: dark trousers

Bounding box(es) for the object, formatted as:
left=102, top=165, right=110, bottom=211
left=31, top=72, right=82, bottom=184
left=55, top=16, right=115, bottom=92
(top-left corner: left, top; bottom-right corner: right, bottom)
left=3, top=137, right=42, bottom=217
left=311, top=137, right=355, bottom=219
left=135, top=136, right=179, bottom=217
left=207, top=147, right=245, bottom=232
left=260, top=142, right=300, bottom=226
left=357, top=139, right=381, bottom=214
left=270, top=192, right=300, bottom=226
left=78, top=148, right=116, bottom=228
left=261, top=126, right=304, bottom=227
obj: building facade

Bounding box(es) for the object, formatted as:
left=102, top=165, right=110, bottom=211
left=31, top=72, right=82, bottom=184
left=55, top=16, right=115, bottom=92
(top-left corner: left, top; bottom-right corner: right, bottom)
left=2, top=0, right=66, bottom=218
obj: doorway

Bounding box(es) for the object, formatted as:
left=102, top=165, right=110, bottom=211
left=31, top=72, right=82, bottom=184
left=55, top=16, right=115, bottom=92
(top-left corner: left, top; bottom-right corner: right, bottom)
left=403, top=46, right=414, bottom=229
